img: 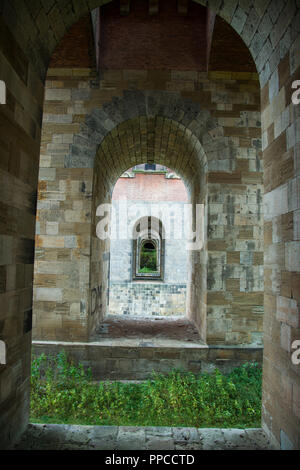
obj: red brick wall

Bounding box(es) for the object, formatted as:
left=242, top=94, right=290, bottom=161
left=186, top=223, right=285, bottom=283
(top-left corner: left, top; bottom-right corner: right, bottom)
left=50, top=16, right=95, bottom=68
left=206, top=9, right=216, bottom=70
left=112, top=173, right=188, bottom=202
left=209, top=16, right=256, bottom=72
left=48, top=4, right=256, bottom=73
left=100, top=0, right=208, bottom=71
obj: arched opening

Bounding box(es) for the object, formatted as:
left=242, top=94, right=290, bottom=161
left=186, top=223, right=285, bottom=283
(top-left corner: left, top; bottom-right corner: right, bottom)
left=108, top=165, right=191, bottom=319
left=31, top=0, right=264, bottom=386
left=88, top=118, right=208, bottom=341
left=138, top=238, right=159, bottom=275
left=1, top=0, right=299, bottom=450
left=29, top=0, right=265, bottom=431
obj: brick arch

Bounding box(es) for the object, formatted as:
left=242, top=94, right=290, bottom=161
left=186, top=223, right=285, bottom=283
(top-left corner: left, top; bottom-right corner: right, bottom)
left=3, top=1, right=296, bottom=92
left=4, top=1, right=268, bottom=80
left=89, top=108, right=209, bottom=339
left=68, top=89, right=216, bottom=180
left=93, top=115, right=206, bottom=199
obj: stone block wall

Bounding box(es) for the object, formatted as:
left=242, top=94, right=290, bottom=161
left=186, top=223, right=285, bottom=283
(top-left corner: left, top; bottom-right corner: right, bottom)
left=32, top=340, right=263, bottom=380
left=33, top=66, right=263, bottom=348
left=109, top=185, right=189, bottom=317
left=0, top=13, right=44, bottom=449
left=260, top=30, right=300, bottom=449
left=34, top=167, right=93, bottom=341
left=110, top=201, right=189, bottom=284
left=109, top=282, right=186, bottom=317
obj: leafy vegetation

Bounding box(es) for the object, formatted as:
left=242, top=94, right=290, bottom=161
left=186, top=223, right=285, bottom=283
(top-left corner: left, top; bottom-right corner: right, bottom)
left=138, top=266, right=156, bottom=273
left=30, top=351, right=262, bottom=428
left=139, top=242, right=157, bottom=273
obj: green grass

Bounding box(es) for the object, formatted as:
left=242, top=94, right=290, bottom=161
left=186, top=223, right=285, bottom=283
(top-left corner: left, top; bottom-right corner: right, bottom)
left=30, top=351, right=262, bottom=428
left=139, top=247, right=157, bottom=272
left=138, top=266, right=158, bottom=273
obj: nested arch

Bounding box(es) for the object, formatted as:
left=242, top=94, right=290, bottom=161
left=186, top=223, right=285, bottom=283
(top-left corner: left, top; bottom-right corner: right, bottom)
left=132, top=216, right=165, bottom=281
left=89, top=114, right=208, bottom=340
left=67, top=90, right=214, bottom=173
left=2, top=0, right=298, bottom=450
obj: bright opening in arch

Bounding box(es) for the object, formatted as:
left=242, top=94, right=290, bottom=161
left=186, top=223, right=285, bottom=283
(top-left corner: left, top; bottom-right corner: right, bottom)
left=139, top=240, right=158, bottom=274
left=108, top=163, right=189, bottom=318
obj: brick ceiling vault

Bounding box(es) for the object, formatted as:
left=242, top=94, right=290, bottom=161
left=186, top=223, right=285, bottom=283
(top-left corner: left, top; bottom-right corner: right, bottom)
left=4, top=1, right=265, bottom=82
left=67, top=90, right=215, bottom=192
left=95, top=115, right=205, bottom=191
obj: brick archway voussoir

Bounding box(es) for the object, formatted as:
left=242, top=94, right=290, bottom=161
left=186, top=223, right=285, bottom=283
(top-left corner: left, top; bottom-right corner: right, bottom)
left=67, top=90, right=216, bottom=170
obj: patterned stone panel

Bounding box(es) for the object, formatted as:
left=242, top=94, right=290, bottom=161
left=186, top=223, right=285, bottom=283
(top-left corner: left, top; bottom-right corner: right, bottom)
left=109, top=282, right=187, bottom=317
left=201, top=71, right=263, bottom=346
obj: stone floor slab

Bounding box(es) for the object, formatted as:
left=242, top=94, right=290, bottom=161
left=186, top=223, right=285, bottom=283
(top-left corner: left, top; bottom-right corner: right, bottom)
left=14, top=423, right=276, bottom=450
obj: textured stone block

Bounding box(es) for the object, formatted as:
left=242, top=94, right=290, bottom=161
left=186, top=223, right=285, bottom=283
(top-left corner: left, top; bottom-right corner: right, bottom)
left=276, top=296, right=299, bottom=328
left=35, top=288, right=63, bottom=302
left=280, top=322, right=292, bottom=353
left=45, top=89, right=71, bottom=101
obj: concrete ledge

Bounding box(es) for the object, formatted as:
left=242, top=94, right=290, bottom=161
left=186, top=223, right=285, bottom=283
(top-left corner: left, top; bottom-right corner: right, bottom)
left=32, top=340, right=263, bottom=379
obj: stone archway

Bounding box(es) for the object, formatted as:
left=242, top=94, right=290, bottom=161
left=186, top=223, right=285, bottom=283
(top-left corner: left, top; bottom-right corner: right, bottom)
left=34, top=83, right=264, bottom=348
left=32, top=93, right=212, bottom=342
left=0, top=0, right=278, bottom=85
left=0, top=0, right=299, bottom=450
left=66, top=90, right=213, bottom=171
left=88, top=110, right=209, bottom=341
